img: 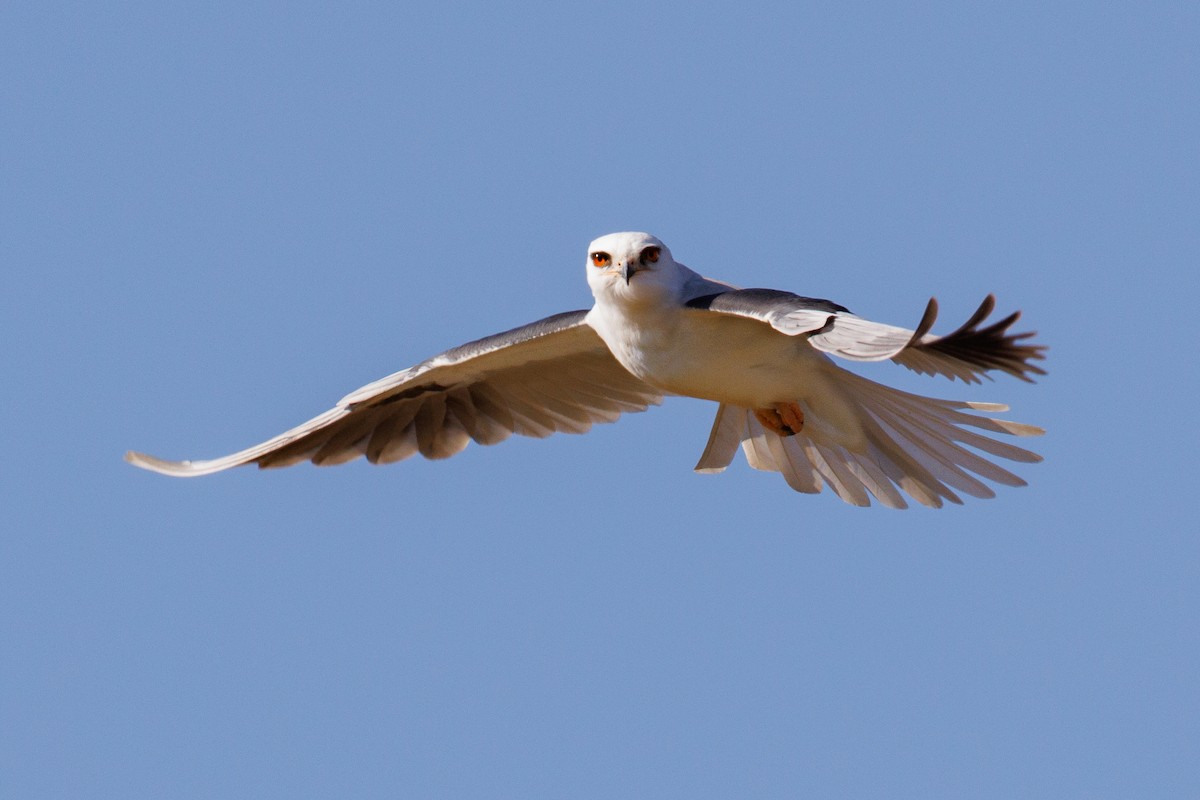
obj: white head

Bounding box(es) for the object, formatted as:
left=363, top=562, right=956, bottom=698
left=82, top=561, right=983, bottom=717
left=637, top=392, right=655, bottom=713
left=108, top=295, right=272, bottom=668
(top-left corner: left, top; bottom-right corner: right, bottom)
left=585, top=232, right=680, bottom=305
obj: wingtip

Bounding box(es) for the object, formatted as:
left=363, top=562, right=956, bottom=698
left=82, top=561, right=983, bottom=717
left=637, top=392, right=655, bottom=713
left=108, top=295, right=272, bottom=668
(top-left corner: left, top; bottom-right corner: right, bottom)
left=125, top=450, right=203, bottom=476
left=125, top=450, right=159, bottom=469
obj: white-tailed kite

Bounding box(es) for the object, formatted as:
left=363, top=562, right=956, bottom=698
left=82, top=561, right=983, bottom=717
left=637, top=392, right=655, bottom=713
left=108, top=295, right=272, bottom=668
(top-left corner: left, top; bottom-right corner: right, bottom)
left=127, top=232, right=1046, bottom=508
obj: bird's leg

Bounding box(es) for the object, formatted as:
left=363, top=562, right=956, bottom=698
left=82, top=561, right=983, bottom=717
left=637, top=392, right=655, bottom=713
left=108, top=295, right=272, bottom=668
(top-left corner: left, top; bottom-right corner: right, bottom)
left=754, top=402, right=805, bottom=437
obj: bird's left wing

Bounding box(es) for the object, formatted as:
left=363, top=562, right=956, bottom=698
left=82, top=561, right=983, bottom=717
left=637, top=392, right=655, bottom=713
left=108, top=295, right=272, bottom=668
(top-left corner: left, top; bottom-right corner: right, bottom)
left=126, top=310, right=663, bottom=476
left=684, top=289, right=1045, bottom=383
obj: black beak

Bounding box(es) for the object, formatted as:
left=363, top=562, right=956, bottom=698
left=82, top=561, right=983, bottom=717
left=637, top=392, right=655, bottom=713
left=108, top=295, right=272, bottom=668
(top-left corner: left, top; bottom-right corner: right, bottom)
left=620, top=262, right=640, bottom=284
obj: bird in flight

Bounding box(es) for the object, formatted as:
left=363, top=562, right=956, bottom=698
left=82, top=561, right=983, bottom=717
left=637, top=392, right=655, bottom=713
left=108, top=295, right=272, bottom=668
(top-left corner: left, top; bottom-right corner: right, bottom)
left=127, top=232, right=1046, bottom=508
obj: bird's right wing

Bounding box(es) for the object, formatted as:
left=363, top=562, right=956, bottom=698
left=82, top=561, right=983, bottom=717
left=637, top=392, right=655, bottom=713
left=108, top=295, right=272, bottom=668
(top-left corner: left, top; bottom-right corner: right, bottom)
left=126, top=310, right=663, bottom=476
left=685, top=290, right=1045, bottom=384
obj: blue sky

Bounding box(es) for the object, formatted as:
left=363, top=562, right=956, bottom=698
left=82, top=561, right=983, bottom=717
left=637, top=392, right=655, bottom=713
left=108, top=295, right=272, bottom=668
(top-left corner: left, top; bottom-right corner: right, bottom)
left=3, top=1, right=1197, bottom=797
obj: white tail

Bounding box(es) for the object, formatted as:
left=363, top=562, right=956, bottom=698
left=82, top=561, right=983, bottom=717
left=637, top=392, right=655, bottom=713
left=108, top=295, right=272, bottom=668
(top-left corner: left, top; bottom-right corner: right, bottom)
left=694, top=369, right=1042, bottom=509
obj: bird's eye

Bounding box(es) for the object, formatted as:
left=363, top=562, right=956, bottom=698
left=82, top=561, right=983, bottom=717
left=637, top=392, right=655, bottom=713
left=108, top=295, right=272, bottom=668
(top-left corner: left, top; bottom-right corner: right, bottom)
left=640, top=246, right=660, bottom=264
left=591, top=252, right=612, bottom=267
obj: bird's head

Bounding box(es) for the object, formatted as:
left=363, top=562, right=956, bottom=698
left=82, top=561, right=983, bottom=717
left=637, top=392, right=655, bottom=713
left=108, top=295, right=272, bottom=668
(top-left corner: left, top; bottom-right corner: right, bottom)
left=585, top=232, right=679, bottom=305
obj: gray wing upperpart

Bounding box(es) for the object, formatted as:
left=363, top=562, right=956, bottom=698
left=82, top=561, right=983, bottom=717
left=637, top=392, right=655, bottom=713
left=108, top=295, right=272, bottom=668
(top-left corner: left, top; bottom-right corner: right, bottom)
left=684, top=290, right=1045, bottom=384
left=126, top=310, right=664, bottom=477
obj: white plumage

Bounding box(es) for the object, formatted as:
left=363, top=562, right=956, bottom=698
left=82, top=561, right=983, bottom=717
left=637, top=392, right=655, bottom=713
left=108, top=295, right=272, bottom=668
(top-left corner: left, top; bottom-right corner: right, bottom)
left=127, top=232, right=1045, bottom=508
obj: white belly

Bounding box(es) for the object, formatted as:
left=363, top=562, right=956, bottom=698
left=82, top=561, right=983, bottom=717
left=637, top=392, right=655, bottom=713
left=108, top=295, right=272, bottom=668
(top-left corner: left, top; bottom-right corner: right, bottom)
left=587, top=304, right=835, bottom=408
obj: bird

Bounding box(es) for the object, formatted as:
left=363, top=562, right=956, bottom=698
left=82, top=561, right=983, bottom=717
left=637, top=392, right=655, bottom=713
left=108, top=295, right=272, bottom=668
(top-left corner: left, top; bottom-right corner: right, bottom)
left=126, top=232, right=1046, bottom=508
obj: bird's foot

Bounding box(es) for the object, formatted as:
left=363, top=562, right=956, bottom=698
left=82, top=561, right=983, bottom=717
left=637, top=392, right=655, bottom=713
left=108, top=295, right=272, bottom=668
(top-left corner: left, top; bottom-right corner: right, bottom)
left=755, top=402, right=805, bottom=437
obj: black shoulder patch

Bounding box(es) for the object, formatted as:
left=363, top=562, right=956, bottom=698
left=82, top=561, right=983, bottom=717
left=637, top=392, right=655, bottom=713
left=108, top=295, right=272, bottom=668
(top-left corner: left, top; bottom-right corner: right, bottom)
left=437, top=309, right=590, bottom=363
left=686, top=289, right=850, bottom=316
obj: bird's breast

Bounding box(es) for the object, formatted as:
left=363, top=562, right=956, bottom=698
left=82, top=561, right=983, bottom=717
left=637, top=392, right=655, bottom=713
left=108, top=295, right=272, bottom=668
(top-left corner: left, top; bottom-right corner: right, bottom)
left=586, top=304, right=826, bottom=407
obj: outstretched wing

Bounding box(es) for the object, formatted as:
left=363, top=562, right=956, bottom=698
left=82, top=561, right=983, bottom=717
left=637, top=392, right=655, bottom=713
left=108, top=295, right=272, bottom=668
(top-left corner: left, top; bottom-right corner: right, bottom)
left=684, top=289, right=1045, bottom=383
left=126, top=311, right=663, bottom=477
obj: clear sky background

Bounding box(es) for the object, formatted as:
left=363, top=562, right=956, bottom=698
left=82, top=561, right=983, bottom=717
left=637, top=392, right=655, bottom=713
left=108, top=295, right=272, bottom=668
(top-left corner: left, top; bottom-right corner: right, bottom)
left=3, top=2, right=1197, bottom=798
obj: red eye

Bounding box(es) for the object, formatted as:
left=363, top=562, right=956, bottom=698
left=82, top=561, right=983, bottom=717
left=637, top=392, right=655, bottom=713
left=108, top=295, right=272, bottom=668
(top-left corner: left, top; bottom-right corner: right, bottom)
left=641, top=246, right=660, bottom=264
left=591, top=252, right=612, bottom=267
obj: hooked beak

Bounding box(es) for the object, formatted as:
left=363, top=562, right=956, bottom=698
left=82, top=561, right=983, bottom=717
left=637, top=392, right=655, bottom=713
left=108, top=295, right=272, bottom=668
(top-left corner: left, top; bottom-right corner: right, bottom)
left=620, top=262, right=643, bottom=284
